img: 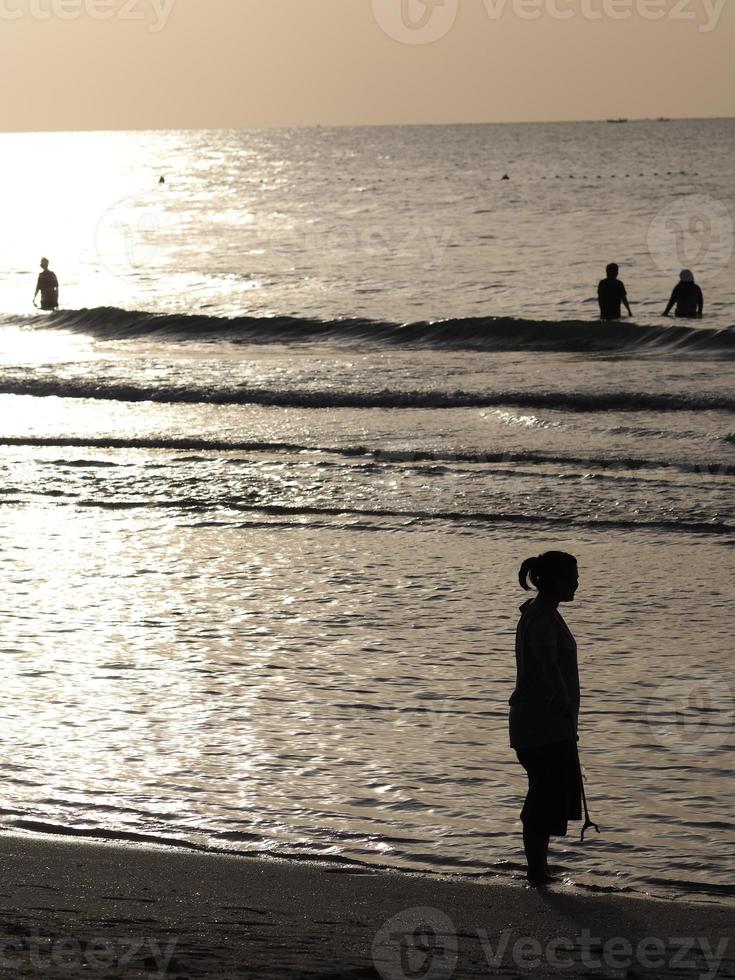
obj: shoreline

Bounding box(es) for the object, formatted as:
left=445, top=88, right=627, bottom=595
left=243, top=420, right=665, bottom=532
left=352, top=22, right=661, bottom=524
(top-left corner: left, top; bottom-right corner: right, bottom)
left=8, top=819, right=734, bottom=910
left=1, top=831, right=732, bottom=979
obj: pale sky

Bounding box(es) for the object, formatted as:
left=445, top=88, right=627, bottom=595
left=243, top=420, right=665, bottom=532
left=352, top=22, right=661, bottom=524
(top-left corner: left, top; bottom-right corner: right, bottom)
left=2, top=0, right=733, bottom=131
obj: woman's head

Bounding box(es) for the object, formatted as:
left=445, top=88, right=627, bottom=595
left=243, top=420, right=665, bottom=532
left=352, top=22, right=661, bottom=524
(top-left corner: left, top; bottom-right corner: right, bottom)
left=518, top=551, right=578, bottom=602
left=680, top=269, right=695, bottom=283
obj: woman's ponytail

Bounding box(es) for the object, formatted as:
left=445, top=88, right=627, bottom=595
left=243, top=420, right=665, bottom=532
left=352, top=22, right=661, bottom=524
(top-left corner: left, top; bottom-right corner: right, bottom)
left=518, top=551, right=577, bottom=591
left=518, top=557, right=540, bottom=591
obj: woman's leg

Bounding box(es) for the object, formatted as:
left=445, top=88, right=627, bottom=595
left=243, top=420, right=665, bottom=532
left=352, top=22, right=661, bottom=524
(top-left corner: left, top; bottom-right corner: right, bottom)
left=522, top=825, right=551, bottom=883
left=517, top=743, right=568, bottom=884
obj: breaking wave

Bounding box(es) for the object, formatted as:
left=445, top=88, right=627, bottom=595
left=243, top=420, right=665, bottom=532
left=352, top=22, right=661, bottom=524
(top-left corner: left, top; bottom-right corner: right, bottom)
left=2, top=435, right=733, bottom=476
left=0, top=377, right=732, bottom=412
left=8, top=306, right=735, bottom=353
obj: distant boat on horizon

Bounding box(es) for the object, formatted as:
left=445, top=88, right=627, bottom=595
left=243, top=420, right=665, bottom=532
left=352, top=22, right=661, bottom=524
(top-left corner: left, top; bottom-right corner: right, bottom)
left=607, top=118, right=628, bottom=124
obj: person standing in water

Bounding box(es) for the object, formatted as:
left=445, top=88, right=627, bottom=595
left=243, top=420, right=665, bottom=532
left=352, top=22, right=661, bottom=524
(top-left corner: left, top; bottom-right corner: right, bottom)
left=33, top=257, right=59, bottom=311
left=597, top=263, right=632, bottom=320
left=663, top=269, right=703, bottom=318
left=509, top=551, right=582, bottom=886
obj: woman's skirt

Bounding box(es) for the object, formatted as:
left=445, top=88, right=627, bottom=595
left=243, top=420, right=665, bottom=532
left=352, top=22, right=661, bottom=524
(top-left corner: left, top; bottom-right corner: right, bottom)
left=515, top=738, right=582, bottom=836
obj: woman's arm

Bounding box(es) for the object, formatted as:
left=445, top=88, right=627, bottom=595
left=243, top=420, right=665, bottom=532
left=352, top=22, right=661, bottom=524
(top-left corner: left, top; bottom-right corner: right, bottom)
left=620, top=283, right=632, bottom=317
left=663, top=286, right=678, bottom=316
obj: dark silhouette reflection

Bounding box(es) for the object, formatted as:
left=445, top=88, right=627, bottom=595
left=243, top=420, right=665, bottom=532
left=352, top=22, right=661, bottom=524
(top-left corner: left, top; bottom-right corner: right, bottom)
left=663, top=269, right=704, bottom=318
left=597, top=263, right=632, bottom=320
left=33, top=257, right=59, bottom=311
left=509, top=551, right=582, bottom=886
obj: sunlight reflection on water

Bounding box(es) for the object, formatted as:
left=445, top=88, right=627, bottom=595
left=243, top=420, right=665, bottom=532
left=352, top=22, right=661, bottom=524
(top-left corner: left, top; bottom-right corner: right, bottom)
left=0, top=503, right=733, bottom=903
left=0, top=121, right=732, bottom=906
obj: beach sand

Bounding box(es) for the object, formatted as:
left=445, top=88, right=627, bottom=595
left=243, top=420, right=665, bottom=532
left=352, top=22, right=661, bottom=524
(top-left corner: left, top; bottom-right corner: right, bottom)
left=0, top=832, right=732, bottom=979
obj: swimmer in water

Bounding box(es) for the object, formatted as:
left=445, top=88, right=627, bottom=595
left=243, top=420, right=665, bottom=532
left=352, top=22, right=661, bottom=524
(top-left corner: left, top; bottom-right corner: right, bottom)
left=33, top=257, right=59, bottom=311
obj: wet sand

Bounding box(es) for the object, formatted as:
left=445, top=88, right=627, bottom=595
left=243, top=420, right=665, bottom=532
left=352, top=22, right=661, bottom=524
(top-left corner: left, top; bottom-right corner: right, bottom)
left=0, top=832, right=732, bottom=979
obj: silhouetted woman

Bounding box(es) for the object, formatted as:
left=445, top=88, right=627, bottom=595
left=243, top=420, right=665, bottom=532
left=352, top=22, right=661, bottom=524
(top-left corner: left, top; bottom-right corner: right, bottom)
left=663, top=269, right=703, bottom=318
left=509, top=551, right=581, bottom=886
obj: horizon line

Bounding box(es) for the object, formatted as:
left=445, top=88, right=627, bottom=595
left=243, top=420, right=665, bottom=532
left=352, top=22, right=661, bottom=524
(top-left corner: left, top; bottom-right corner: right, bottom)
left=1, top=114, right=733, bottom=137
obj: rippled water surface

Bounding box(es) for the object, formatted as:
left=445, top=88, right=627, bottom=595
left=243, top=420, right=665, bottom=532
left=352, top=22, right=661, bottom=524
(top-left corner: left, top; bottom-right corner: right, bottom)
left=0, top=119, right=733, bottom=322
left=0, top=122, right=733, bottom=906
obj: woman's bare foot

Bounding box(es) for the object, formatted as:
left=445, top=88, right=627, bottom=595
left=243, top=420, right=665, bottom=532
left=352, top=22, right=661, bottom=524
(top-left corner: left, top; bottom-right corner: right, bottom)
left=526, top=870, right=556, bottom=886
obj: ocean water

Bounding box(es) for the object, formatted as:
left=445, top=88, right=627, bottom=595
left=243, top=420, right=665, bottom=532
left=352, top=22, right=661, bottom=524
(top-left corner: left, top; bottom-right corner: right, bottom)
left=0, top=121, right=733, bottom=906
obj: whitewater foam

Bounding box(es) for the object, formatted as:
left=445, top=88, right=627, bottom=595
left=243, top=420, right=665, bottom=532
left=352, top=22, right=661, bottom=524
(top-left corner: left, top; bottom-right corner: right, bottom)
left=1, top=376, right=732, bottom=412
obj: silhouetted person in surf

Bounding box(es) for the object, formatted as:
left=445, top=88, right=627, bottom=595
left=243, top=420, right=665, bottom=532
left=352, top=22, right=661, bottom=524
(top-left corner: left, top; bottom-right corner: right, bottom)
left=663, top=269, right=703, bottom=319
left=33, top=257, right=59, bottom=311
left=509, top=551, right=582, bottom=886
left=597, top=263, right=632, bottom=320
